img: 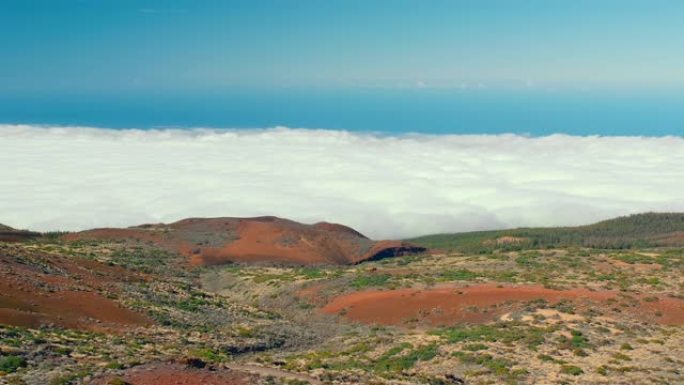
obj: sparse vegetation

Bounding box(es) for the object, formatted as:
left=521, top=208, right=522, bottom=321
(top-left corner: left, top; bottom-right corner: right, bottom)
left=351, top=273, right=391, bottom=289
left=2, top=215, right=684, bottom=385
left=409, top=213, right=684, bottom=251
left=561, top=365, right=584, bottom=376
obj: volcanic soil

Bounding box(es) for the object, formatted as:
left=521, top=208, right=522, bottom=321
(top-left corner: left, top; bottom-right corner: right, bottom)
left=321, top=284, right=684, bottom=326
left=0, top=244, right=151, bottom=331
left=65, top=216, right=425, bottom=266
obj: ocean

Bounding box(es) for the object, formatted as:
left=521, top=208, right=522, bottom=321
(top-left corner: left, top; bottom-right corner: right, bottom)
left=1, top=88, right=682, bottom=136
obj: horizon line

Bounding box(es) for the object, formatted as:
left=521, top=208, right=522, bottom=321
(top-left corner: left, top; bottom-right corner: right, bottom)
left=3, top=123, right=684, bottom=140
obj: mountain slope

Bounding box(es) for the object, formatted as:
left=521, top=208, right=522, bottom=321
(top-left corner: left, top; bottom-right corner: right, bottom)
left=0, top=244, right=151, bottom=331
left=65, top=216, right=425, bottom=266
left=409, top=212, right=684, bottom=252
left=0, top=223, right=40, bottom=242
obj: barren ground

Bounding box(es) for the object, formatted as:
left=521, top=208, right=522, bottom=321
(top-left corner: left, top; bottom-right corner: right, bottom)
left=1, top=238, right=683, bottom=385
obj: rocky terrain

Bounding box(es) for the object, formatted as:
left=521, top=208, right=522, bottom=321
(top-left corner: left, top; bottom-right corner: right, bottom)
left=0, top=213, right=683, bottom=385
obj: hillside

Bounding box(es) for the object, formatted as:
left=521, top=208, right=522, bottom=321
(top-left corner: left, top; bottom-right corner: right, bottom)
left=0, top=244, right=151, bottom=331
left=409, top=212, right=684, bottom=252
left=1, top=213, right=683, bottom=385
left=0, top=223, right=40, bottom=242
left=64, top=216, right=425, bottom=266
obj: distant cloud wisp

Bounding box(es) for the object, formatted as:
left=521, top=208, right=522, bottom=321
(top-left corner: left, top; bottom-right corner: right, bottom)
left=1, top=125, right=683, bottom=239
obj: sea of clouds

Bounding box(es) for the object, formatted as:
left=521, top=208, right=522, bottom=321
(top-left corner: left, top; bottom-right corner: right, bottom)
left=1, top=124, right=683, bottom=239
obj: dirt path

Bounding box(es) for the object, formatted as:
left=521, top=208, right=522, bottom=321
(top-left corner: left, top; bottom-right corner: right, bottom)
left=226, top=363, right=322, bottom=385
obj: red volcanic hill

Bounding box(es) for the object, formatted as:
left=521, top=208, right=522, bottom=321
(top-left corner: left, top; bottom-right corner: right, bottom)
left=65, top=216, right=426, bottom=266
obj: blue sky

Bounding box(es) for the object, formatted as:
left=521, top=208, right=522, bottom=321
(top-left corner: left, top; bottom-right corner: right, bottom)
left=2, top=1, right=684, bottom=135
left=3, top=0, right=684, bottom=93
left=2, top=2, right=684, bottom=233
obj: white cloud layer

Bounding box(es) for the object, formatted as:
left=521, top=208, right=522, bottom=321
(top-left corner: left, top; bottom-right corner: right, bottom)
left=1, top=125, right=683, bottom=239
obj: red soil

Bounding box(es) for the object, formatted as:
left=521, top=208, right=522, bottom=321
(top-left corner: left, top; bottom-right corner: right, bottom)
left=65, top=216, right=425, bottom=266
left=322, top=284, right=684, bottom=326
left=0, top=245, right=151, bottom=331
left=93, top=363, right=255, bottom=385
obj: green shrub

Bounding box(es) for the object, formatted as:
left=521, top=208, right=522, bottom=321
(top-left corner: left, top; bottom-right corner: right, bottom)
left=616, top=253, right=654, bottom=264
left=373, top=344, right=438, bottom=372
left=439, top=269, right=481, bottom=281
left=0, top=355, right=27, bottom=373
left=297, top=267, right=326, bottom=279
left=570, top=330, right=589, bottom=348
left=188, top=348, right=228, bottom=363
left=560, top=365, right=584, bottom=376
left=537, top=354, right=555, bottom=362
left=453, top=352, right=516, bottom=377
left=352, top=274, right=391, bottom=289
left=515, top=254, right=541, bottom=267
left=432, top=323, right=548, bottom=349
left=105, top=361, right=124, bottom=370
left=552, top=299, right=576, bottom=314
